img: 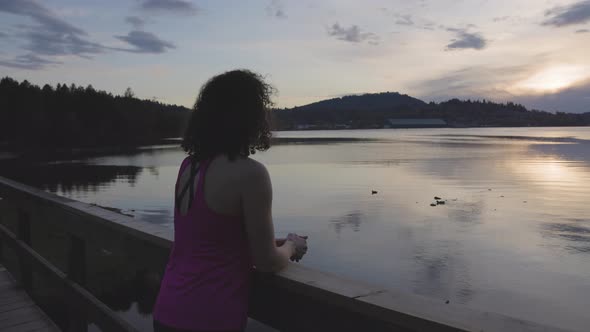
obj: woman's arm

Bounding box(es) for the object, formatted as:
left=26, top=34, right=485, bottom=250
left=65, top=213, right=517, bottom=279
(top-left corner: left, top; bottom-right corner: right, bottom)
left=241, top=160, right=296, bottom=272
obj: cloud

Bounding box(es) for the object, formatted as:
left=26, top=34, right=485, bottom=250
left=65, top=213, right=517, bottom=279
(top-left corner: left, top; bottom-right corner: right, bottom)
left=412, top=64, right=590, bottom=113
left=421, top=22, right=436, bottom=30
left=266, top=0, right=286, bottom=19
left=125, top=16, right=146, bottom=29
left=0, top=0, right=179, bottom=69
left=140, top=0, right=198, bottom=15
left=0, top=0, right=102, bottom=55
left=23, top=28, right=104, bottom=57
left=394, top=14, right=414, bottom=26
left=381, top=9, right=443, bottom=32
left=542, top=1, right=590, bottom=27
left=412, top=65, right=525, bottom=101
left=327, top=23, right=379, bottom=45
left=0, top=0, right=105, bottom=69
left=576, top=29, right=590, bottom=33
left=382, top=8, right=446, bottom=31
left=515, top=79, right=590, bottom=113
left=0, top=53, right=61, bottom=70
left=492, top=16, right=527, bottom=26
left=0, top=0, right=85, bottom=35
left=446, top=29, right=487, bottom=50
left=115, top=30, right=176, bottom=53
left=493, top=16, right=510, bottom=22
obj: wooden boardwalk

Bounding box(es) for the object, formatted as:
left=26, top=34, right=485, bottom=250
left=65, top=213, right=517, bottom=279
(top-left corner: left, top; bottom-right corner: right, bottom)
left=0, top=265, right=60, bottom=332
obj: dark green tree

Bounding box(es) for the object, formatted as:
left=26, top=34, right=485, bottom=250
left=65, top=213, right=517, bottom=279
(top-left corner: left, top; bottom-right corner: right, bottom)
left=0, top=77, right=190, bottom=150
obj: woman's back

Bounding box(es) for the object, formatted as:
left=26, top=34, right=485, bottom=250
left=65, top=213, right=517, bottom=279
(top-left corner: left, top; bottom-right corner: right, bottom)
left=153, top=156, right=253, bottom=331
left=176, top=155, right=257, bottom=217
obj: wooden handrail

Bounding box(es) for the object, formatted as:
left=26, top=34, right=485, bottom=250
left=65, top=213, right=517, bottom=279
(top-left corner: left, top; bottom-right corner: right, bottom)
left=0, top=223, right=139, bottom=332
left=0, top=176, right=575, bottom=332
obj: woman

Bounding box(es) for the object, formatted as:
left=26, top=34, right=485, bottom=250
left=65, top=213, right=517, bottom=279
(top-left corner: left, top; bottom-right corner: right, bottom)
left=153, top=70, right=308, bottom=332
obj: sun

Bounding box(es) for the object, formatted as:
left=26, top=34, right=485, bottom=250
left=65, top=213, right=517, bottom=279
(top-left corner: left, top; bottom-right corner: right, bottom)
left=514, top=65, right=589, bottom=93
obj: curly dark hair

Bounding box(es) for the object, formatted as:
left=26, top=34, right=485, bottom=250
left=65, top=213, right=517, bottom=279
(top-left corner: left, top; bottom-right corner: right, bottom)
left=181, top=69, right=275, bottom=161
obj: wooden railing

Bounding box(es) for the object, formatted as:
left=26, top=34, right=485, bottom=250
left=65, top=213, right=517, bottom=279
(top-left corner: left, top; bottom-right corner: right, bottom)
left=0, top=176, right=572, bottom=332
left=0, top=223, right=138, bottom=332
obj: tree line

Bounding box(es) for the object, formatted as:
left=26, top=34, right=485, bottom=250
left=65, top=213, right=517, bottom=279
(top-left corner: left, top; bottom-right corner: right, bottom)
left=272, top=94, right=590, bottom=130
left=0, top=77, right=190, bottom=150
left=1, top=77, right=588, bottom=152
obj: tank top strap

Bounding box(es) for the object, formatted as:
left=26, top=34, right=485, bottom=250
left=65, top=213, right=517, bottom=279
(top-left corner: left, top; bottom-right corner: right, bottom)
left=178, top=156, right=192, bottom=179
left=175, top=156, right=191, bottom=196
left=195, top=158, right=211, bottom=203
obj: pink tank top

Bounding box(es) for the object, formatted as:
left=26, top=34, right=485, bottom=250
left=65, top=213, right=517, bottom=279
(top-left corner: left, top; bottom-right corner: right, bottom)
left=154, top=157, right=252, bottom=331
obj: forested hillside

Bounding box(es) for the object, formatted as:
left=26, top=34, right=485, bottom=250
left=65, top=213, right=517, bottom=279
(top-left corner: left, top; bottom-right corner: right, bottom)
left=0, top=77, right=190, bottom=149
left=273, top=94, right=590, bottom=129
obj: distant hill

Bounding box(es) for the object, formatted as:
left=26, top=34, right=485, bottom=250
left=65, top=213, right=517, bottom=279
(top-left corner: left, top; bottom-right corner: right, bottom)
left=274, top=92, right=429, bottom=129
left=292, top=92, right=426, bottom=112
left=273, top=94, right=590, bottom=130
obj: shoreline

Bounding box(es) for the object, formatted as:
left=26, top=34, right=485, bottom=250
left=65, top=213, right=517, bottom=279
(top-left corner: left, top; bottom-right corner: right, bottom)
left=1, top=126, right=588, bottom=161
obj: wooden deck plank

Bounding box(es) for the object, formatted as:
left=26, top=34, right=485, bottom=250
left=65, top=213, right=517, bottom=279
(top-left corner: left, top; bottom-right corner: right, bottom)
left=0, top=301, right=36, bottom=314
left=0, top=296, right=30, bottom=307
left=0, top=288, right=30, bottom=301
left=29, top=327, right=60, bottom=332
left=3, top=320, right=55, bottom=332
left=0, top=288, right=31, bottom=301
left=0, top=289, right=31, bottom=301
left=0, top=280, right=15, bottom=288
left=0, top=265, right=60, bottom=332
left=0, top=307, right=47, bottom=324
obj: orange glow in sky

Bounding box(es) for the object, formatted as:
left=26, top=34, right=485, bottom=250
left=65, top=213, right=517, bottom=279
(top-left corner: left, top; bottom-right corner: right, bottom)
left=514, top=65, right=590, bottom=94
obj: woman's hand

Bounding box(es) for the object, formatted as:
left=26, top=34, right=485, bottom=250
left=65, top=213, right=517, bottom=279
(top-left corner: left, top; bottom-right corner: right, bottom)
left=285, top=233, right=308, bottom=262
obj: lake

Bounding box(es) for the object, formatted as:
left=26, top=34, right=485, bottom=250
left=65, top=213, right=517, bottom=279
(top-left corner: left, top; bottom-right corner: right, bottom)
left=2, top=127, right=590, bottom=331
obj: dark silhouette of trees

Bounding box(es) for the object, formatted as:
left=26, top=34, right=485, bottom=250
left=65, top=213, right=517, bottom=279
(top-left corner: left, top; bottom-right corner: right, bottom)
left=272, top=93, right=590, bottom=130
left=429, top=99, right=587, bottom=127
left=1, top=77, right=587, bottom=147
left=123, top=87, right=135, bottom=98
left=0, top=77, right=190, bottom=150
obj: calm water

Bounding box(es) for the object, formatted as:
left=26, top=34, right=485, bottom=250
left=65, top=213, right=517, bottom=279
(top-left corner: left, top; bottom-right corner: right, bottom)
left=3, top=127, right=590, bottom=330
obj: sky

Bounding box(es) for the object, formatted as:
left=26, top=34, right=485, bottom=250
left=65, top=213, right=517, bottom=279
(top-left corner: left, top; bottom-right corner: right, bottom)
left=0, top=0, right=589, bottom=113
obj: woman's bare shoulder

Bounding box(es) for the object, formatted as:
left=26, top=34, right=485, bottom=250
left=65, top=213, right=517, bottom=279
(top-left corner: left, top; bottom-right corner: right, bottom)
left=211, top=155, right=268, bottom=180
left=232, top=157, right=269, bottom=179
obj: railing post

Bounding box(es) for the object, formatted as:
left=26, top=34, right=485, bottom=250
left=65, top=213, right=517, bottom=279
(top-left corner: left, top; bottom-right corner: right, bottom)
left=0, top=227, right=3, bottom=264
left=68, top=235, right=88, bottom=332
left=0, top=197, right=3, bottom=263
left=0, top=229, right=3, bottom=264
left=68, top=235, right=86, bottom=286
left=17, top=209, right=32, bottom=291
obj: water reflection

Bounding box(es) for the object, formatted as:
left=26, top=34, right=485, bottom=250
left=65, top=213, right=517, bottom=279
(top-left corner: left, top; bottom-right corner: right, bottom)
left=410, top=235, right=475, bottom=305
left=436, top=134, right=582, bottom=143
left=138, top=208, right=174, bottom=225
left=0, top=162, right=142, bottom=193
left=273, top=137, right=386, bottom=144
left=542, top=220, right=590, bottom=254
left=1, top=128, right=590, bottom=331
left=446, top=200, right=484, bottom=226
left=533, top=141, right=590, bottom=166
left=330, top=211, right=363, bottom=234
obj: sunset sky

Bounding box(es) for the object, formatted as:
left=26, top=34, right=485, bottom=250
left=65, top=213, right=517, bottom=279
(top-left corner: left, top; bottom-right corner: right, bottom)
left=1, top=0, right=589, bottom=112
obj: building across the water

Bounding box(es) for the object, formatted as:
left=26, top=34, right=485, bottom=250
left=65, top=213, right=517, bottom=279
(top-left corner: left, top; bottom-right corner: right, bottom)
left=386, top=118, right=447, bottom=128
